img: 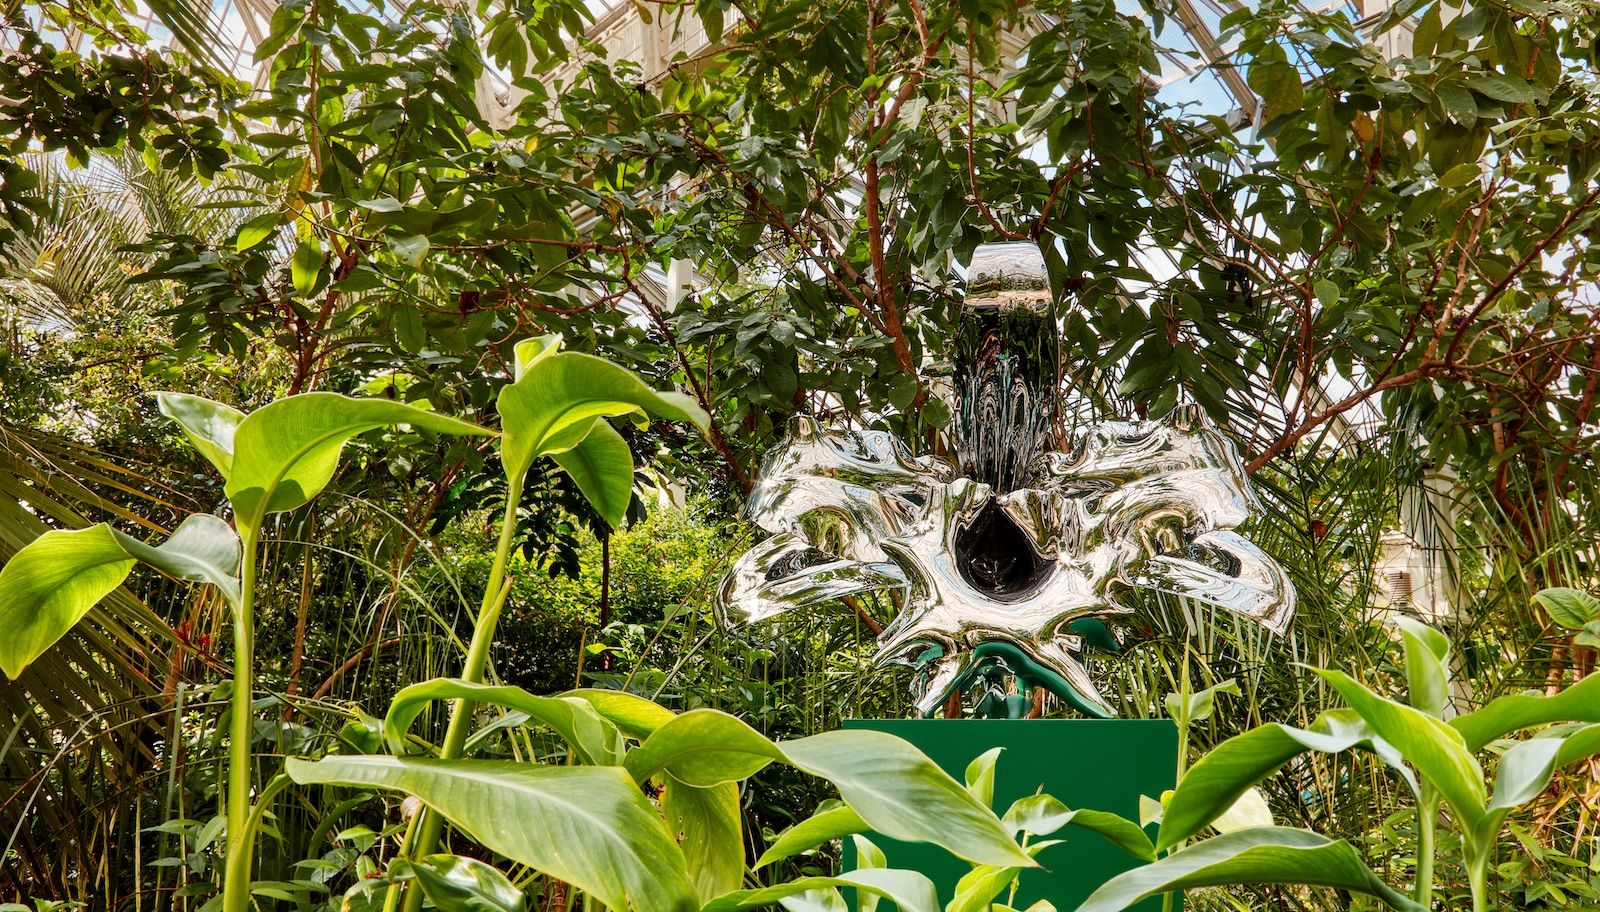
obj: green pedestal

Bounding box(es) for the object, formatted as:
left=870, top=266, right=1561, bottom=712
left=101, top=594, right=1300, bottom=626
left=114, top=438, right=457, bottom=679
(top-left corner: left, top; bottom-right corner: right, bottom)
left=843, top=719, right=1177, bottom=911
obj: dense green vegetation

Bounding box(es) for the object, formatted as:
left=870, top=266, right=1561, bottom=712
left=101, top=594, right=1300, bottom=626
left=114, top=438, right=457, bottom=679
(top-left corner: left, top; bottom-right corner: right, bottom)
left=2, top=0, right=1599, bottom=908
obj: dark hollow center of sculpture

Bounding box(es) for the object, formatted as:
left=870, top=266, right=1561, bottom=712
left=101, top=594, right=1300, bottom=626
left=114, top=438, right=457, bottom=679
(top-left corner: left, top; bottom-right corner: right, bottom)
left=955, top=500, right=1049, bottom=598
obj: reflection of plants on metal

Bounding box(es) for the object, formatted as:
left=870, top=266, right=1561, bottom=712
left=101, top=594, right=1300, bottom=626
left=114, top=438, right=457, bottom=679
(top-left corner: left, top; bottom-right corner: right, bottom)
left=716, top=413, right=1296, bottom=717
left=717, top=242, right=1295, bottom=719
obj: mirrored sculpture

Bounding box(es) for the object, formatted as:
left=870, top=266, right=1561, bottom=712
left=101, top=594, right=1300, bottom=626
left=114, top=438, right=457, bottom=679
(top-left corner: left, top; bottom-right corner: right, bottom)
left=716, top=242, right=1296, bottom=718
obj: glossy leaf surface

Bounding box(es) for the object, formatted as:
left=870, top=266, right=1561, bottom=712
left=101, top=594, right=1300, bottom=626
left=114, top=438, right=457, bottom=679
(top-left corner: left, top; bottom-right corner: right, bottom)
left=626, top=709, right=1033, bottom=867
left=226, top=393, right=492, bottom=531
left=384, top=678, right=624, bottom=765
left=1077, top=827, right=1426, bottom=912
left=285, top=757, right=696, bottom=912
left=700, top=869, right=939, bottom=912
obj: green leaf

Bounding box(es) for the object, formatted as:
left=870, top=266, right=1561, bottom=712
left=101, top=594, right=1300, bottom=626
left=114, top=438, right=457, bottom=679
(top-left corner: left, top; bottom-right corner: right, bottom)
left=1003, top=795, right=1155, bottom=861
left=285, top=757, right=695, bottom=912
left=1166, top=678, right=1239, bottom=726
left=0, top=526, right=134, bottom=680
left=1487, top=723, right=1600, bottom=813
left=1210, top=787, right=1273, bottom=833
left=662, top=776, right=743, bottom=904
left=110, top=513, right=242, bottom=607
left=0, top=514, right=243, bottom=677
left=384, top=678, right=623, bottom=765
left=964, top=747, right=1003, bottom=806
left=1472, top=724, right=1600, bottom=858
left=156, top=391, right=244, bottom=477
left=1532, top=587, right=1600, bottom=630
left=225, top=393, right=493, bottom=533
left=1246, top=47, right=1305, bottom=124
left=498, top=349, right=708, bottom=488
left=1392, top=617, right=1450, bottom=717
left=1158, top=709, right=1416, bottom=852
left=1438, top=162, right=1482, bottom=189
left=236, top=211, right=281, bottom=252
left=625, top=709, right=1033, bottom=868
left=1467, top=73, right=1534, bottom=103
left=1315, top=668, right=1485, bottom=828
left=549, top=418, right=634, bottom=530
left=1076, top=827, right=1425, bottom=912
left=408, top=855, right=526, bottom=912
left=949, top=864, right=1025, bottom=912
left=388, top=233, right=430, bottom=266
left=512, top=333, right=564, bottom=381
left=756, top=803, right=868, bottom=868
left=1452, top=673, right=1600, bottom=751
left=561, top=687, right=677, bottom=739
left=1436, top=83, right=1478, bottom=124
left=701, top=870, right=938, bottom=912
left=291, top=238, right=323, bottom=298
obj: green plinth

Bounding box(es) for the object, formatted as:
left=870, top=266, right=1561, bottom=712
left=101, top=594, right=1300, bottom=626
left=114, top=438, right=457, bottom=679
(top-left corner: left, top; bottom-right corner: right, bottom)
left=842, top=719, right=1178, bottom=911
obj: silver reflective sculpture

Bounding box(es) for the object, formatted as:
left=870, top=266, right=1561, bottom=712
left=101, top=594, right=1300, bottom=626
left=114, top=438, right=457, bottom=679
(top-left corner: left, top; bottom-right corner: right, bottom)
left=716, top=243, right=1296, bottom=718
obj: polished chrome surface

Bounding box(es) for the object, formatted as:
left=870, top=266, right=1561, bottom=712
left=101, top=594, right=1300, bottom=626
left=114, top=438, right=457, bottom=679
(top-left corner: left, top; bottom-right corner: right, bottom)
left=716, top=243, right=1295, bottom=718
left=716, top=409, right=1296, bottom=717
left=965, top=241, right=1051, bottom=312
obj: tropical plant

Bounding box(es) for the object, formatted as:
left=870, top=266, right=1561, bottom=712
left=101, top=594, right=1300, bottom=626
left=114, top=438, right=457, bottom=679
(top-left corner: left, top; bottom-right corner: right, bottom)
left=288, top=689, right=1042, bottom=912
left=0, top=336, right=713, bottom=910
left=1068, top=610, right=1600, bottom=912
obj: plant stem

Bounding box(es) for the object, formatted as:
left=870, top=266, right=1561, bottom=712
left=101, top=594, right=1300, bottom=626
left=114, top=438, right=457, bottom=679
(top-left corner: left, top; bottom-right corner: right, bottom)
left=1467, top=842, right=1491, bottom=912
left=397, top=478, right=522, bottom=912
left=222, top=529, right=259, bottom=912
left=1414, top=787, right=1437, bottom=908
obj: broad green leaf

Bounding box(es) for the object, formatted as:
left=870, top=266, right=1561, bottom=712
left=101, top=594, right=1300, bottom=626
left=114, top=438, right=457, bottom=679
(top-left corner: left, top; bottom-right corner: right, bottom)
left=384, top=678, right=623, bottom=765
left=756, top=803, right=868, bottom=868
left=701, top=870, right=938, bottom=912
left=1452, top=673, right=1600, bottom=751
left=291, top=238, right=322, bottom=298
left=1486, top=723, right=1600, bottom=815
left=949, top=863, right=1024, bottom=912
left=1159, top=709, right=1416, bottom=851
left=0, top=513, right=241, bottom=679
left=1532, top=588, right=1600, bottom=630
left=1210, top=787, right=1273, bottom=833
left=965, top=747, right=1003, bottom=806
left=779, top=729, right=1034, bottom=868
left=512, top=334, right=563, bottom=381
left=1003, top=795, right=1155, bottom=861
left=156, top=391, right=244, bottom=477
left=627, top=709, right=1033, bottom=868
left=109, top=513, right=242, bottom=607
left=1077, top=828, right=1425, bottom=912
left=852, top=835, right=887, bottom=912
left=388, top=233, right=430, bottom=266
left=497, top=350, right=708, bottom=486
left=549, top=418, right=634, bottom=529
left=236, top=211, right=280, bottom=252
left=0, top=525, right=134, bottom=680
left=661, top=775, right=743, bottom=904
left=561, top=687, right=677, bottom=739
left=408, top=854, right=525, bottom=912
left=1002, top=794, right=1074, bottom=838
left=226, top=393, right=493, bottom=532
left=1315, top=669, right=1485, bottom=828
left=285, top=757, right=695, bottom=912
left=623, top=707, right=779, bottom=787
left=1468, top=73, right=1534, bottom=103
left=1392, top=617, right=1450, bottom=718
left=1246, top=46, right=1304, bottom=124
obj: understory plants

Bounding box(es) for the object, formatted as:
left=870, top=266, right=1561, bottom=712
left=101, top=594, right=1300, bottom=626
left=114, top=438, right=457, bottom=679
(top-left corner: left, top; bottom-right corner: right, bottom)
left=1064, top=613, right=1600, bottom=912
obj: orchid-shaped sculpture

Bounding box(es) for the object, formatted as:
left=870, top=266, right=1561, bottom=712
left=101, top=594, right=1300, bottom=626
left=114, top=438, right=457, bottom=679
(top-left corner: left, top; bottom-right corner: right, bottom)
left=716, top=243, right=1295, bottom=719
